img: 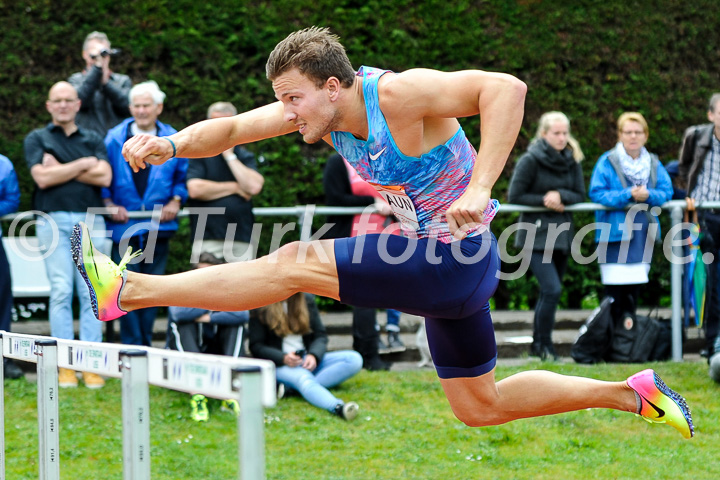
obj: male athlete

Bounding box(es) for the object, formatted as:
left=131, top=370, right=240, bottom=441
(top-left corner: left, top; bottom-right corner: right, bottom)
left=73, top=27, right=693, bottom=438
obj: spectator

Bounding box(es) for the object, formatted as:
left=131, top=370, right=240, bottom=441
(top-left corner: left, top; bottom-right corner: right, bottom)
left=323, top=153, right=394, bottom=370
left=24, top=81, right=112, bottom=388
left=167, top=252, right=249, bottom=422
left=589, top=112, right=673, bottom=323
left=68, top=31, right=132, bottom=137
left=678, top=93, right=720, bottom=358
left=249, top=292, right=362, bottom=421
left=0, top=154, right=24, bottom=379
left=186, top=102, right=264, bottom=263
left=103, top=80, right=188, bottom=346
left=508, top=111, right=586, bottom=361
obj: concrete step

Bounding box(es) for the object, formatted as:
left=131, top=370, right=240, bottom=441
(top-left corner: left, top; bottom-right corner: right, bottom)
left=8, top=308, right=703, bottom=369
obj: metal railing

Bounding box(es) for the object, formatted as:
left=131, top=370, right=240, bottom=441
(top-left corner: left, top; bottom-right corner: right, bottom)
left=2, top=199, right=715, bottom=362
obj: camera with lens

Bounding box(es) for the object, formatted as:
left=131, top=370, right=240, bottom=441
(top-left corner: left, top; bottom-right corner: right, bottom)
left=90, top=48, right=121, bottom=60
left=294, top=349, right=307, bottom=357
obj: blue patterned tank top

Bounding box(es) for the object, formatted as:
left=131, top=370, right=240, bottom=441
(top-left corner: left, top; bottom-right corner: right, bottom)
left=331, top=66, right=497, bottom=243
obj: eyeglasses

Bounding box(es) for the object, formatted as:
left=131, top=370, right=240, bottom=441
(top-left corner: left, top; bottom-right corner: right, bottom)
left=621, top=130, right=646, bottom=136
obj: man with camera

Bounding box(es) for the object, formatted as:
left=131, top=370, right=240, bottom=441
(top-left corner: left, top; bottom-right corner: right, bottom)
left=68, top=31, right=132, bottom=137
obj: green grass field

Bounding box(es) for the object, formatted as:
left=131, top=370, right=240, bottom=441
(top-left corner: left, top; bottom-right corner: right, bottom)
left=3, top=360, right=717, bottom=480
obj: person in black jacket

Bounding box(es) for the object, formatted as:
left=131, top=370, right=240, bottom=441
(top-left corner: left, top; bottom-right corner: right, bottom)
left=249, top=292, right=363, bottom=420
left=508, top=111, right=586, bottom=360
left=679, top=93, right=720, bottom=357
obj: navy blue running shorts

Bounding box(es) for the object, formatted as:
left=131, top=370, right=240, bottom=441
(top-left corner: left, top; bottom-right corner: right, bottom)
left=334, top=232, right=500, bottom=379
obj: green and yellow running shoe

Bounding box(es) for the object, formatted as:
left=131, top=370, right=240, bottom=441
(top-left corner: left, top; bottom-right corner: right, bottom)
left=221, top=399, right=241, bottom=416
left=627, top=369, right=694, bottom=439
left=190, top=394, right=209, bottom=422
left=71, top=222, right=141, bottom=321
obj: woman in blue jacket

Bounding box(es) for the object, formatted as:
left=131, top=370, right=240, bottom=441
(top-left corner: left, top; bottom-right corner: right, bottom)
left=589, top=112, right=673, bottom=321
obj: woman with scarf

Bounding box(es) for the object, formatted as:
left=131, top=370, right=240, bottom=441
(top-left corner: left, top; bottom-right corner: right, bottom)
left=589, top=112, right=673, bottom=324
left=509, top=112, right=586, bottom=360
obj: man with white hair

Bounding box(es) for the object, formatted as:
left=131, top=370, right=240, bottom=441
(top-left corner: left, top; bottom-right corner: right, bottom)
left=102, top=80, right=188, bottom=346
left=69, top=31, right=132, bottom=137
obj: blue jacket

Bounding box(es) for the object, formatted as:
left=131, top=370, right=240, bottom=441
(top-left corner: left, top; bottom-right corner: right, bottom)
left=588, top=148, right=673, bottom=243
left=0, top=155, right=20, bottom=238
left=103, top=118, right=188, bottom=242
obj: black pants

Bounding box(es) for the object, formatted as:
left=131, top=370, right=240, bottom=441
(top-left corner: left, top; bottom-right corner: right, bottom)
left=352, top=306, right=380, bottom=364
left=700, top=213, right=720, bottom=354
left=604, top=284, right=640, bottom=322
left=529, top=250, right=568, bottom=348
left=168, top=322, right=245, bottom=357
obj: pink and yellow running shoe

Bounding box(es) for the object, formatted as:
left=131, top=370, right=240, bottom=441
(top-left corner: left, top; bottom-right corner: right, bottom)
left=627, top=369, right=694, bottom=439
left=71, top=222, right=141, bottom=321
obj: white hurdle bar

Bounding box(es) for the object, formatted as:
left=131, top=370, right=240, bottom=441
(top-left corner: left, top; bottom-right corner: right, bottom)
left=0, top=331, right=275, bottom=480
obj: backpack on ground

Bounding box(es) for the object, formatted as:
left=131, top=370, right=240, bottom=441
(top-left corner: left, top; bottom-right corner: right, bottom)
left=571, top=297, right=614, bottom=364
left=608, top=313, right=661, bottom=363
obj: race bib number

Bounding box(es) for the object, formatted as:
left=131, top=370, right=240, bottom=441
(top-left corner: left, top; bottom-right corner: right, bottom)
left=369, top=183, right=420, bottom=231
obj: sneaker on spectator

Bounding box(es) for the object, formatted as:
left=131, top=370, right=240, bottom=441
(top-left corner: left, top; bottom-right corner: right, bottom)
left=334, top=401, right=359, bottom=421
left=82, top=372, right=105, bottom=389
left=190, top=394, right=209, bottom=422
left=58, top=368, right=78, bottom=388
left=377, top=337, right=391, bottom=354
left=3, top=359, right=24, bottom=379
left=276, top=382, right=285, bottom=400
left=364, top=356, right=391, bottom=371
left=221, top=399, right=240, bottom=416
left=386, top=331, right=406, bottom=353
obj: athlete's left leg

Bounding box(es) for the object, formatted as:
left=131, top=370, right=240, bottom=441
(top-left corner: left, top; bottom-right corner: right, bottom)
left=439, top=369, right=636, bottom=427
left=427, top=303, right=693, bottom=438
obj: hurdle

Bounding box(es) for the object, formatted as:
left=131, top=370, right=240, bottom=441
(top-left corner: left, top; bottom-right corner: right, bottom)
left=0, top=331, right=276, bottom=480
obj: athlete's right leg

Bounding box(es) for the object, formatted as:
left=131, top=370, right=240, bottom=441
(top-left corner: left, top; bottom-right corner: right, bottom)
left=121, top=239, right=340, bottom=311
left=72, top=222, right=339, bottom=320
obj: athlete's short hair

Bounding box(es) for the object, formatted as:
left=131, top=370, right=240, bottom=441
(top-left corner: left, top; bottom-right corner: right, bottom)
left=266, top=26, right=356, bottom=89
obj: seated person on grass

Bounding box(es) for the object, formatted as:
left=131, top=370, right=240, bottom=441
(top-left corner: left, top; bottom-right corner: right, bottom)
left=167, top=252, right=248, bottom=422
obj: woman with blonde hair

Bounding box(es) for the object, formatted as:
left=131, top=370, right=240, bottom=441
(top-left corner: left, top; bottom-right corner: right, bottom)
left=589, top=112, right=673, bottom=325
left=508, top=111, right=586, bottom=360
left=249, top=293, right=363, bottom=420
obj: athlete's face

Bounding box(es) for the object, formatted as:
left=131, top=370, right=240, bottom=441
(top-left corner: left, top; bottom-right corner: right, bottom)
left=272, top=68, right=340, bottom=144
left=542, top=120, right=569, bottom=152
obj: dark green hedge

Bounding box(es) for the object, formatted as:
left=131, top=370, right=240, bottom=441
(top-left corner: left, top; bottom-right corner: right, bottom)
left=2, top=0, right=719, bottom=309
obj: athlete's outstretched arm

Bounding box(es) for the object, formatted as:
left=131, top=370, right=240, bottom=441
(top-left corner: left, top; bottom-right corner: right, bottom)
left=386, top=69, right=526, bottom=236
left=122, top=101, right=298, bottom=172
